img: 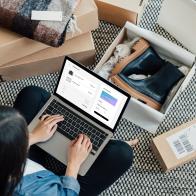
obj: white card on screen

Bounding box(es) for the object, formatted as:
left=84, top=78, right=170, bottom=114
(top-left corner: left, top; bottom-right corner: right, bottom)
left=31, top=11, right=63, bottom=21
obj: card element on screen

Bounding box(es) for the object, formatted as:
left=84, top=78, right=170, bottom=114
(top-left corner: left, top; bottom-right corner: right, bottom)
left=100, top=91, right=118, bottom=106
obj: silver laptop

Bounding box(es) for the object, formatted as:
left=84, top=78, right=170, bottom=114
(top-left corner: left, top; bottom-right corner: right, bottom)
left=28, top=56, right=130, bottom=176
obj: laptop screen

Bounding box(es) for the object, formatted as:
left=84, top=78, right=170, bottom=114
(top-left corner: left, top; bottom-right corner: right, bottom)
left=56, top=58, right=129, bottom=130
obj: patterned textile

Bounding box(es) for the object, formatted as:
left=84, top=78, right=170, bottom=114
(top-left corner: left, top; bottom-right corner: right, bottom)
left=0, top=0, right=77, bottom=47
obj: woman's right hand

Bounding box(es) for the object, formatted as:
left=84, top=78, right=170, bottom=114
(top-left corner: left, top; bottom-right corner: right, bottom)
left=66, top=134, right=92, bottom=178
left=29, top=114, right=64, bottom=146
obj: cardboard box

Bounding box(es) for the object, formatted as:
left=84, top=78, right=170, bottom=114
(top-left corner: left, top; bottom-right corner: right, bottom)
left=158, top=0, right=196, bottom=54
left=94, top=22, right=196, bottom=133
left=0, top=28, right=49, bottom=66
left=0, top=32, right=95, bottom=81
left=0, top=0, right=98, bottom=66
left=94, top=0, right=146, bottom=27
left=151, top=119, right=196, bottom=171
left=66, top=0, right=99, bottom=40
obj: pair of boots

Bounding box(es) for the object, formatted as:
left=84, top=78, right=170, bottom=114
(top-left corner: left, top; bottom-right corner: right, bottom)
left=110, top=38, right=184, bottom=110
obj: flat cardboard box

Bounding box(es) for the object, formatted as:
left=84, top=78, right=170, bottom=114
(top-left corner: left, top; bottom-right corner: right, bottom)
left=0, top=0, right=98, bottom=66
left=158, top=0, right=196, bottom=54
left=94, top=0, right=146, bottom=27
left=0, top=28, right=49, bottom=66
left=66, top=0, right=99, bottom=40
left=151, top=119, right=196, bottom=171
left=0, top=32, right=95, bottom=81
left=94, top=22, right=196, bottom=133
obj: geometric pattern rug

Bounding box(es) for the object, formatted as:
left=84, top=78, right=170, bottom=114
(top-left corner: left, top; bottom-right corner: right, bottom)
left=0, top=0, right=196, bottom=195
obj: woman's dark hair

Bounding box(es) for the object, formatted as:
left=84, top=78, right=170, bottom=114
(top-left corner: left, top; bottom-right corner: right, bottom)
left=0, top=106, right=28, bottom=196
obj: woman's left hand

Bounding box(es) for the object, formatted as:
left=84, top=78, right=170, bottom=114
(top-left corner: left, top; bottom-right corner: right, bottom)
left=29, top=114, right=64, bottom=146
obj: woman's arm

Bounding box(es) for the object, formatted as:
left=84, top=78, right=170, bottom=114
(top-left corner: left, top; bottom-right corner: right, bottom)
left=65, top=134, right=92, bottom=178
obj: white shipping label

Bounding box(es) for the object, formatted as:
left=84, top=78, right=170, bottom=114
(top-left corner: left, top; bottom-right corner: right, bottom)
left=167, top=124, right=196, bottom=159
left=31, top=11, right=63, bottom=21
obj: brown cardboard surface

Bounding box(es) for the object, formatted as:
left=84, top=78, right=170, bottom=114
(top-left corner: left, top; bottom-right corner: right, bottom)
left=0, top=0, right=98, bottom=66
left=95, top=0, right=145, bottom=27
left=0, top=32, right=95, bottom=81
left=151, top=118, right=196, bottom=171
left=0, top=28, right=49, bottom=66
left=66, top=0, right=99, bottom=40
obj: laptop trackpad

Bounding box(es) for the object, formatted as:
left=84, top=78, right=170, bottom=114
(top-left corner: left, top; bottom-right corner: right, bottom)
left=37, top=131, right=70, bottom=165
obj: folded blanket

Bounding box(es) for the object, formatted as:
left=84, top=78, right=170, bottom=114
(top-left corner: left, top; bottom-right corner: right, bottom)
left=0, top=0, right=78, bottom=47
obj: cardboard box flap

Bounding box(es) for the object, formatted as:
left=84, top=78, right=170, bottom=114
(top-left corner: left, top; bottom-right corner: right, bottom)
left=75, top=0, right=97, bottom=16
left=158, top=0, right=196, bottom=55
left=95, top=0, right=146, bottom=26
left=125, top=22, right=196, bottom=67
left=66, top=0, right=98, bottom=40
left=100, top=0, right=142, bottom=13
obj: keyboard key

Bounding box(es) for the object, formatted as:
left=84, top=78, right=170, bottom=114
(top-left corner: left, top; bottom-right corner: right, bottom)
left=100, top=134, right=106, bottom=140
left=75, top=123, right=80, bottom=128
left=72, top=121, right=76, bottom=126
left=80, top=126, right=84, bottom=131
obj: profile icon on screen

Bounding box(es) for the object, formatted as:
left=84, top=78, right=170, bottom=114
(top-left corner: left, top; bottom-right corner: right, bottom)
left=69, top=70, right=73, bottom=76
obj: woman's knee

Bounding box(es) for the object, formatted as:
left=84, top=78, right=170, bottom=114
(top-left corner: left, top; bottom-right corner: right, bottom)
left=107, top=140, right=134, bottom=170
left=17, top=86, right=50, bottom=102
left=118, top=141, right=134, bottom=169
left=18, top=86, right=47, bottom=97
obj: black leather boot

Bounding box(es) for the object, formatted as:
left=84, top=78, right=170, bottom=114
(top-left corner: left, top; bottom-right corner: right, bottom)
left=111, top=62, right=185, bottom=110
left=111, top=38, right=165, bottom=77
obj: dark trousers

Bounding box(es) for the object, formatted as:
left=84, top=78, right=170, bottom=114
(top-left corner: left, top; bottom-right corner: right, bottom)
left=14, top=86, right=134, bottom=196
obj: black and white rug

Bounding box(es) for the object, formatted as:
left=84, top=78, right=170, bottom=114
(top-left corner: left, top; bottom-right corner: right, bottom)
left=0, top=0, right=196, bottom=195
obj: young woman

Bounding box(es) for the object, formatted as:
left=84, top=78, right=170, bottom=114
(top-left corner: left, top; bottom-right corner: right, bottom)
left=0, top=86, right=137, bottom=196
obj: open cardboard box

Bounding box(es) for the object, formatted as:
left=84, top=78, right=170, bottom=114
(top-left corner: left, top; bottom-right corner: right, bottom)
left=94, top=0, right=146, bottom=27
left=0, top=32, right=95, bottom=81
left=0, top=0, right=98, bottom=67
left=158, top=0, right=196, bottom=54
left=94, top=22, right=196, bottom=133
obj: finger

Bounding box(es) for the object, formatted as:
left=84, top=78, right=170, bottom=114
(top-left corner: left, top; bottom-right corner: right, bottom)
left=41, top=114, right=50, bottom=121
left=71, top=137, right=77, bottom=145
left=75, top=134, right=84, bottom=145
left=85, top=138, right=91, bottom=148
left=87, top=143, right=93, bottom=153
left=44, top=116, right=64, bottom=125
left=44, top=115, right=63, bottom=123
left=50, top=124, right=57, bottom=136
left=81, top=134, right=89, bottom=145
left=48, top=118, right=64, bottom=128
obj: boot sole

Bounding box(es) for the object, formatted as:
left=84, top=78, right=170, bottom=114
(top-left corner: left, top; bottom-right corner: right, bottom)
left=111, top=75, right=162, bottom=110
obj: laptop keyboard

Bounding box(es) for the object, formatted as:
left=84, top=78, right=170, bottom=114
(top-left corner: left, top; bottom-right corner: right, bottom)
left=40, top=99, right=108, bottom=155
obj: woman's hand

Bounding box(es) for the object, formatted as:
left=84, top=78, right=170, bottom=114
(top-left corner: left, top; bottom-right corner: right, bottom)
left=66, top=134, right=92, bottom=178
left=29, top=114, right=64, bottom=146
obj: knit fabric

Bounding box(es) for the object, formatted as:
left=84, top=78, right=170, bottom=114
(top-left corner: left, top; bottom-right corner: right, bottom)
left=0, top=0, right=78, bottom=47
